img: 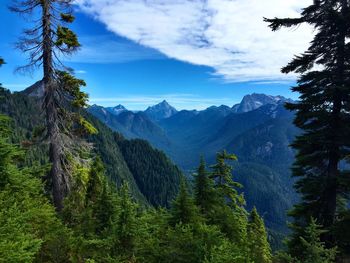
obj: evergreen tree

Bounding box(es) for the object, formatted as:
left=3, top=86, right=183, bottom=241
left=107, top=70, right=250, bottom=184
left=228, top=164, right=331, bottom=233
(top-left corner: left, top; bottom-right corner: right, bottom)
left=83, top=157, right=115, bottom=236
left=247, top=207, right=272, bottom=263
left=204, top=152, right=248, bottom=246
left=210, top=150, right=244, bottom=207
left=0, top=115, right=71, bottom=262
left=265, top=0, right=350, bottom=254
left=113, top=182, right=138, bottom=261
left=11, top=0, right=93, bottom=211
left=194, top=156, right=216, bottom=216
left=169, top=178, right=201, bottom=226
left=299, top=218, right=337, bottom=263
left=63, top=157, right=117, bottom=262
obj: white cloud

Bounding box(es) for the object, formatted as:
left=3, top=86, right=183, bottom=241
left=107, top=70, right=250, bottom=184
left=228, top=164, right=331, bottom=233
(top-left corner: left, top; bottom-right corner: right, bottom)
left=75, top=70, right=87, bottom=74
left=67, top=35, right=163, bottom=63
left=76, top=0, right=313, bottom=82
left=89, top=93, right=236, bottom=110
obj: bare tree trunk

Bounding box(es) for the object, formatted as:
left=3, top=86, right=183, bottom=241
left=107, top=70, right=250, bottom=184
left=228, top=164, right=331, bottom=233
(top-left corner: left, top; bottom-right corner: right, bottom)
left=42, top=0, right=67, bottom=211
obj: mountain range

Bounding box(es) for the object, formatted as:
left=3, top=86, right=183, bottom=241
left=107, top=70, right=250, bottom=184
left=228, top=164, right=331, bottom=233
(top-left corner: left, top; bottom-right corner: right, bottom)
left=88, top=93, right=300, bottom=232
left=12, top=80, right=300, bottom=235
left=0, top=86, right=182, bottom=208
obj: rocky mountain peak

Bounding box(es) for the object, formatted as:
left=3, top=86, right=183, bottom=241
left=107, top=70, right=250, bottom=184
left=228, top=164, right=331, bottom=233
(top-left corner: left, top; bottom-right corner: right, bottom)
left=232, top=93, right=292, bottom=113
left=106, top=104, right=127, bottom=115
left=21, top=80, right=44, bottom=98
left=144, top=100, right=177, bottom=121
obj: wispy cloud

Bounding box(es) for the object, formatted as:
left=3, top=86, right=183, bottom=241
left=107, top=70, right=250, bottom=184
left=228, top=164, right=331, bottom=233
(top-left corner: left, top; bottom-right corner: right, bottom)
left=76, top=0, right=313, bottom=82
left=89, top=93, right=236, bottom=110
left=75, top=70, right=87, bottom=74
left=66, top=35, right=164, bottom=64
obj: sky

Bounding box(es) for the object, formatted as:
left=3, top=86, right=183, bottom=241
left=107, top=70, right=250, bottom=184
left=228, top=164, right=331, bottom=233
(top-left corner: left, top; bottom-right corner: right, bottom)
left=0, top=0, right=313, bottom=110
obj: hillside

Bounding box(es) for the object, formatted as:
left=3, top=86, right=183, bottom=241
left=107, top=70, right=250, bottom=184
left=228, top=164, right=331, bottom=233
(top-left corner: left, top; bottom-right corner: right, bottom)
left=89, top=94, right=299, bottom=232
left=0, top=87, right=181, bottom=207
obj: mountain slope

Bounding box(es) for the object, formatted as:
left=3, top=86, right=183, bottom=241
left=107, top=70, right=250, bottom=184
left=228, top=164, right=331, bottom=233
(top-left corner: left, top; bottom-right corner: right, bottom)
left=0, top=87, right=181, bottom=207
left=87, top=105, right=171, bottom=150
left=231, top=93, right=292, bottom=113
left=88, top=93, right=299, bottom=232
left=106, top=104, right=127, bottom=115
left=144, top=100, right=178, bottom=122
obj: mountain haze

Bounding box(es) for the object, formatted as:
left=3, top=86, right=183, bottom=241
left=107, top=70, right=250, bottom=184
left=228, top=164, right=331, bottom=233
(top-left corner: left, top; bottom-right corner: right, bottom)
left=89, top=93, right=299, bottom=232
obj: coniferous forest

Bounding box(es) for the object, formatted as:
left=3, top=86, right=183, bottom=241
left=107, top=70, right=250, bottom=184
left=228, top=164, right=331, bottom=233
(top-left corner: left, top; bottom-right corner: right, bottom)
left=1, top=0, right=350, bottom=262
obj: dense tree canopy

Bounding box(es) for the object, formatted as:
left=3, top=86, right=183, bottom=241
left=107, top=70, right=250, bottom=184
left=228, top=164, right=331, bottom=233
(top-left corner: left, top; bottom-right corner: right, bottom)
left=265, top=0, right=350, bottom=259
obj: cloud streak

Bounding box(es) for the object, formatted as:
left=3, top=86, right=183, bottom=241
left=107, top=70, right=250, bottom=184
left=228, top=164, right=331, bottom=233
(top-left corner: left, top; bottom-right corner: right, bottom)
left=66, top=35, right=164, bottom=64
left=76, top=0, right=313, bottom=82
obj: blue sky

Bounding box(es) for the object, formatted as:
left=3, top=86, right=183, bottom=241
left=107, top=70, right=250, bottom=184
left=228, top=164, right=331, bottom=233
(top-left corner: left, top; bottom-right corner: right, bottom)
left=0, top=0, right=312, bottom=110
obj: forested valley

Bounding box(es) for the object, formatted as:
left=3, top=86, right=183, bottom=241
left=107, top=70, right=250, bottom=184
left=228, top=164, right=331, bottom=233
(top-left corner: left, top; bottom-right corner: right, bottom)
left=1, top=0, right=350, bottom=262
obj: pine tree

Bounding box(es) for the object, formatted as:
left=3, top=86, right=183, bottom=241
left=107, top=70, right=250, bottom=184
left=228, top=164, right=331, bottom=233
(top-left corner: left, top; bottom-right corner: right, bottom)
left=0, top=115, right=71, bottom=262
left=84, top=157, right=115, bottom=236
left=65, top=157, right=117, bottom=262
left=210, top=150, right=244, bottom=207
left=299, top=218, right=337, bottom=263
left=194, top=156, right=216, bottom=216
left=11, top=0, right=93, bottom=211
left=169, top=178, right=201, bottom=226
left=113, top=182, right=138, bottom=260
left=247, top=207, right=272, bottom=263
left=265, top=0, right=350, bottom=253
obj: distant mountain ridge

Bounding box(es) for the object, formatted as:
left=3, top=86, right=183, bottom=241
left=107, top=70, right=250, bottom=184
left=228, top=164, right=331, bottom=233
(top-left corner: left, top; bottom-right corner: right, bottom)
left=144, top=100, right=178, bottom=122
left=21, top=82, right=298, bottom=233
left=87, top=93, right=298, bottom=233
left=3, top=86, right=182, bottom=208
left=87, top=104, right=170, bottom=149
left=106, top=104, right=127, bottom=115
left=232, top=93, right=293, bottom=113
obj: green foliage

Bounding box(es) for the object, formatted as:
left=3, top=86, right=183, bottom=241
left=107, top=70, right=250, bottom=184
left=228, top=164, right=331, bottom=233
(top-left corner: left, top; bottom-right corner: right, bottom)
left=57, top=71, right=87, bottom=107
left=62, top=156, right=117, bottom=262
left=78, top=116, right=98, bottom=135
left=0, top=89, right=275, bottom=262
left=204, top=239, right=245, bottom=263
left=266, top=0, right=350, bottom=257
left=60, top=13, right=75, bottom=23
left=203, top=151, right=248, bottom=247
left=194, top=156, right=217, bottom=216
left=117, top=138, right=181, bottom=207
left=247, top=207, right=272, bottom=263
left=210, top=150, right=244, bottom=207
left=113, top=182, right=139, bottom=260
left=272, top=252, right=294, bottom=263
left=0, top=115, right=71, bottom=262
left=0, top=88, right=181, bottom=208
left=55, top=26, right=80, bottom=49
left=298, top=218, right=337, bottom=263
left=169, top=179, right=202, bottom=226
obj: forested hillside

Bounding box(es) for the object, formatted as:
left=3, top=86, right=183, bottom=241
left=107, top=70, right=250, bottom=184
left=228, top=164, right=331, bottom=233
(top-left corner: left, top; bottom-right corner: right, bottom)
left=90, top=96, right=299, bottom=233
left=0, top=87, right=181, bottom=207
left=2, top=0, right=350, bottom=261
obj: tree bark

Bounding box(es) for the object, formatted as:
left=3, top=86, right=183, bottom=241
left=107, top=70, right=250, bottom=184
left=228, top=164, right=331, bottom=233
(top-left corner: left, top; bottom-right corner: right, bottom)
left=42, top=0, right=67, bottom=211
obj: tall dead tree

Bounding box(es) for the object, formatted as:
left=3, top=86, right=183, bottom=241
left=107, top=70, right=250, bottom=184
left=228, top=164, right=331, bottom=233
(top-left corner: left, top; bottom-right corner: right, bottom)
left=12, top=0, right=93, bottom=211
